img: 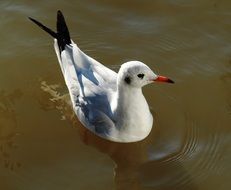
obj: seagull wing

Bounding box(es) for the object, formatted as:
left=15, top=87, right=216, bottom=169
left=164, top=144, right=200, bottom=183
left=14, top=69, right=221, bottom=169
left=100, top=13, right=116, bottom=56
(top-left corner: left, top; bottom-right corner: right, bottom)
left=29, top=10, right=117, bottom=131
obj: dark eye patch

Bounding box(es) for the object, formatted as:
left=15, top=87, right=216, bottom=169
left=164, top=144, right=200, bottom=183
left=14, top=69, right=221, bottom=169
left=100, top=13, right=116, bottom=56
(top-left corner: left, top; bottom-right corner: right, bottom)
left=124, top=76, right=131, bottom=84
left=137, top=73, right=144, bottom=79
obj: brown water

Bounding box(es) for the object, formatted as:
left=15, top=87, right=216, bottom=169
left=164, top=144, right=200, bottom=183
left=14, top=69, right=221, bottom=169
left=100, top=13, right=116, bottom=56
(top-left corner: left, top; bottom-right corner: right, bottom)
left=0, top=0, right=231, bottom=189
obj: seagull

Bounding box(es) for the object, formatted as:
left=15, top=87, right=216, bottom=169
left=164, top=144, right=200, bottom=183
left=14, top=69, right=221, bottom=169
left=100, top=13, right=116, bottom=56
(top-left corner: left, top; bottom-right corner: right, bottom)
left=29, top=11, right=174, bottom=143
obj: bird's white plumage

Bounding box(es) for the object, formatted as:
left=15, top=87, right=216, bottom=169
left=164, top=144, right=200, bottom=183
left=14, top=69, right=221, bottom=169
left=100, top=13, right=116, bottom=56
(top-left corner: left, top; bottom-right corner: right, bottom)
left=29, top=11, right=174, bottom=143
left=53, top=39, right=156, bottom=142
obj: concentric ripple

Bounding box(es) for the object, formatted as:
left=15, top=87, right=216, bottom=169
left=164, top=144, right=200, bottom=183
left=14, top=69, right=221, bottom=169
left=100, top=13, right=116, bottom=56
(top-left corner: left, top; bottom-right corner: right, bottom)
left=141, top=107, right=228, bottom=189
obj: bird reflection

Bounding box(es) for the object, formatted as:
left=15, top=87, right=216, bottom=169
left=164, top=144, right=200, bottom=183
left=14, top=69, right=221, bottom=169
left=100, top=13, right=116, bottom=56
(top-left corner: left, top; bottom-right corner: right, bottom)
left=77, top=126, right=149, bottom=190
left=40, top=81, right=197, bottom=190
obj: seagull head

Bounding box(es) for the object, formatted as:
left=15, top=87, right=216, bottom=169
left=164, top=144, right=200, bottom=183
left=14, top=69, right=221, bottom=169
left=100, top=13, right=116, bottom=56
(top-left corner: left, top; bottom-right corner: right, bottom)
left=118, top=61, right=174, bottom=88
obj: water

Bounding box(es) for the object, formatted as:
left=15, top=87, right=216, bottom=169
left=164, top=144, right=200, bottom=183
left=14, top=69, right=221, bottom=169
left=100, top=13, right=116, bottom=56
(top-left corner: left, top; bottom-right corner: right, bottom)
left=0, top=0, right=230, bottom=189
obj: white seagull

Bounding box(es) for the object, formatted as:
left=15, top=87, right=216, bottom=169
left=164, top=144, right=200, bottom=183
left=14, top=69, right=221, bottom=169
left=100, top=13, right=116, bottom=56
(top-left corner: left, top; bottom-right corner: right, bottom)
left=29, top=11, right=174, bottom=143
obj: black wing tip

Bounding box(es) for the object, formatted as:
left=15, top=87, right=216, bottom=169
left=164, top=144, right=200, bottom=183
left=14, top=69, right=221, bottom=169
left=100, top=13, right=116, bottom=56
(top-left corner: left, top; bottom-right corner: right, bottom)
left=29, top=10, right=71, bottom=51
left=57, top=10, right=63, bottom=17
left=57, top=10, right=65, bottom=22
left=28, top=16, right=41, bottom=26
left=28, top=16, right=57, bottom=39
left=28, top=16, right=34, bottom=21
left=56, top=10, right=71, bottom=50
left=28, top=17, right=39, bottom=26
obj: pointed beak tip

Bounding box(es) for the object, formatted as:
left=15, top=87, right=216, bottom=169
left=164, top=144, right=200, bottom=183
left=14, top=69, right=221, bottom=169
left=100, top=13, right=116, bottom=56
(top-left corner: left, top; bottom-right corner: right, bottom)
left=153, top=76, right=175, bottom=84
left=168, top=79, right=175, bottom=84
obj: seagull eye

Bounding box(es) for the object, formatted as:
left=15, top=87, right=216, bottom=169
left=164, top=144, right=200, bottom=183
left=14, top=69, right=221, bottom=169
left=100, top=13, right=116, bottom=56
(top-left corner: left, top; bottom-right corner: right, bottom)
left=137, top=73, right=144, bottom=79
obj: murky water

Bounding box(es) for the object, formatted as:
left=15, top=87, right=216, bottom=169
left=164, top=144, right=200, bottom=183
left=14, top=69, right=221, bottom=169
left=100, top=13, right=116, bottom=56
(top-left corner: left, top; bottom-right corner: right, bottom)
left=0, top=0, right=230, bottom=189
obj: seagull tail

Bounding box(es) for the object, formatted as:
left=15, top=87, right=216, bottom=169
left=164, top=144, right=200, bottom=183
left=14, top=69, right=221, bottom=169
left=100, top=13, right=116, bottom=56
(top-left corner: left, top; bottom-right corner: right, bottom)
left=29, top=10, right=71, bottom=51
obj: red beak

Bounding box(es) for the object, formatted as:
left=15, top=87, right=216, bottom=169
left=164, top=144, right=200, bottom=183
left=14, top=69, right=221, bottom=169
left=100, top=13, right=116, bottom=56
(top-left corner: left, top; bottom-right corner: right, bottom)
left=154, top=75, right=174, bottom=84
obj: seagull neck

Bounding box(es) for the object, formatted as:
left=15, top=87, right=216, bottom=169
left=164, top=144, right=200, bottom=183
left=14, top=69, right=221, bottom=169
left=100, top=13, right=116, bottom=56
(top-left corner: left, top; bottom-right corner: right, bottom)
left=111, top=84, right=153, bottom=142
left=114, top=84, right=152, bottom=131
left=117, top=85, right=144, bottom=102
left=115, top=85, right=146, bottom=117
left=116, top=85, right=143, bottom=104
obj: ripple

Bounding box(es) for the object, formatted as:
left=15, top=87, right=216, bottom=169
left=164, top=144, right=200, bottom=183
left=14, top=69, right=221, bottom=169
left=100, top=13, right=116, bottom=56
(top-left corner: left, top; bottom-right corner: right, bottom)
left=40, top=73, right=229, bottom=189
left=170, top=118, right=199, bottom=162
left=142, top=107, right=227, bottom=189
left=188, top=133, right=222, bottom=185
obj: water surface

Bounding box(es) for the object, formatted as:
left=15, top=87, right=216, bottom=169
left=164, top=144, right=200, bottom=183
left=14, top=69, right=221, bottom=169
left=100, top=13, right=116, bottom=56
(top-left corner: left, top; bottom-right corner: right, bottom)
left=0, top=0, right=230, bottom=189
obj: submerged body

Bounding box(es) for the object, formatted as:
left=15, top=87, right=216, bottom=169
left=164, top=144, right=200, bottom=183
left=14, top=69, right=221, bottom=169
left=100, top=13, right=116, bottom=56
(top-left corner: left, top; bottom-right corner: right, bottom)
left=29, top=11, right=173, bottom=142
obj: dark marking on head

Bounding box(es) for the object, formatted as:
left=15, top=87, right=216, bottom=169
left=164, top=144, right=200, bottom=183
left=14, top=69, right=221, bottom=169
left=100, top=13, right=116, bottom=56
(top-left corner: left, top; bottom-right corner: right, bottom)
left=124, top=76, right=131, bottom=84
left=137, top=73, right=144, bottom=79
